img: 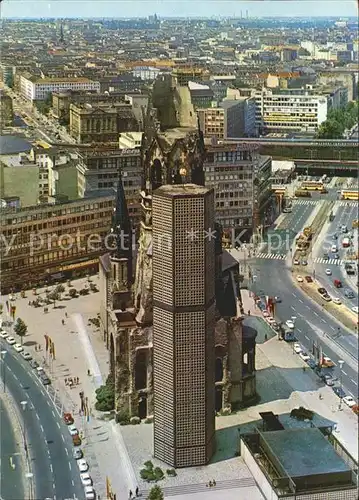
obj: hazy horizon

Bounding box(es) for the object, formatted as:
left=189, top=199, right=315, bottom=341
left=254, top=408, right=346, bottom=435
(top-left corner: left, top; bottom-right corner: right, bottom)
left=1, top=1, right=358, bottom=20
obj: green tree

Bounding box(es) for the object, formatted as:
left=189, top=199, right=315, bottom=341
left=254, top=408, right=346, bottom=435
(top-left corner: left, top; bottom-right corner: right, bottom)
left=148, top=485, right=164, bottom=500
left=95, top=375, right=115, bottom=411
left=14, top=318, right=28, bottom=345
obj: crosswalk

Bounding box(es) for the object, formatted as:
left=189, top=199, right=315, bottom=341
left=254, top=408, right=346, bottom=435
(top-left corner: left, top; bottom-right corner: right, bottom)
left=256, top=252, right=286, bottom=260
left=337, top=200, right=358, bottom=207
left=313, top=257, right=343, bottom=265
left=291, top=200, right=318, bottom=206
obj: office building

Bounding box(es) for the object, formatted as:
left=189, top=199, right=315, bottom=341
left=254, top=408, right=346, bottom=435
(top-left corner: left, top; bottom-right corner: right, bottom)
left=152, top=184, right=216, bottom=468
left=69, top=102, right=138, bottom=144
left=204, top=141, right=272, bottom=240
left=0, top=192, right=114, bottom=293
left=20, top=75, right=100, bottom=102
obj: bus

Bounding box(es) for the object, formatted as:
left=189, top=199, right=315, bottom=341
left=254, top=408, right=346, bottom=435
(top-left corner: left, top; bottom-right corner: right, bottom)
left=341, top=190, right=359, bottom=201
left=295, top=189, right=312, bottom=198
left=300, top=181, right=324, bottom=191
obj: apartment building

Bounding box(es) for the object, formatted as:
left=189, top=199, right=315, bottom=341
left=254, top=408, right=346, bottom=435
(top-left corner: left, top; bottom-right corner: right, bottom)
left=198, top=98, right=256, bottom=140
left=152, top=184, right=216, bottom=467
left=69, top=102, right=138, bottom=144
left=255, top=86, right=348, bottom=134
left=76, top=145, right=142, bottom=226
left=204, top=141, right=272, bottom=239
left=0, top=192, right=114, bottom=292
left=20, top=75, right=100, bottom=102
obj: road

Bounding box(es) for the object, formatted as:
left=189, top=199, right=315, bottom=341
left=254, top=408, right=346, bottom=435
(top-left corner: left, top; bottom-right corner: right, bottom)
left=311, top=200, right=358, bottom=310
left=0, top=342, right=85, bottom=500
left=0, top=397, right=26, bottom=500
left=249, top=258, right=358, bottom=400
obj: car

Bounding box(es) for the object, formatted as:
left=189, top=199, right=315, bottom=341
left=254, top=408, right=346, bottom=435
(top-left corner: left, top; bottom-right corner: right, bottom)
left=296, top=276, right=303, bottom=283
left=63, top=412, right=74, bottom=425
left=6, top=336, right=16, bottom=345
left=73, top=448, right=83, bottom=460
left=21, top=351, right=32, bottom=360
left=80, top=472, right=93, bottom=486
left=307, top=359, right=316, bottom=369
left=262, top=311, right=270, bottom=318
left=305, top=276, right=313, bottom=283
left=293, top=343, right=302, bottom=354
left=334, top=279, right=342, bottom=288
left=0, top=331, right=9, bottom=339
left=333, top=253, right=340, bottom=260
left=324, top=375, right=334, bottom=386
left=293, top=259, right=300, bottom=265
left=274, top=296, right=281, bottom=303
left=332, top=298, right=342, bottom=305
left=301, top=260, right=308, bottom=266
left=286, top=320, right=295, bottom=329
left=13, top=343, right=24, bottom=353
left=323, top=253, right=329, bottom=259
left=322, top=295, right=332, bottom=302
left=322, top=356, right=335, bottom=367
left=84, top=486, right=96, bottom=500
left=272, top=322, right=280, bottom=331
left=40, top=374, right=51, bottom=385
left=267, top=317, right=276, bottom=324
left=78, top=459, right=89, bottom=472
left=325, top=269, right=332, bottom=276
left=318, top=287, right=327, bottom=295
left=343, top=396, right=356, bottom=408
left=352, top=306, right=359, bottom=313
left=344, top=289, right=355, bottom=298
left=333, top=387, right=346, bottom=398
left=29, top=359, right=39, bottom=369
left=332, top=234, right=337, bottom=240
left=68, top=425, right=79, bottom=436
left=299, top=352, right=310, bottom=362
left=72, top=434, right=82, bottom=446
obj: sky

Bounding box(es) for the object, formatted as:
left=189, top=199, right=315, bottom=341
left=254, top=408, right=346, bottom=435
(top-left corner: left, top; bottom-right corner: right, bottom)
left=1, top=1, right=358, bottom=20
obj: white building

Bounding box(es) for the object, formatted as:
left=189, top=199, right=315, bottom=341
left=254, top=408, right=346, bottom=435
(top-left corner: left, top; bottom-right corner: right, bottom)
left=20, top=75, right=100, bottom=102
left=255, top=88, right=329, bottom=134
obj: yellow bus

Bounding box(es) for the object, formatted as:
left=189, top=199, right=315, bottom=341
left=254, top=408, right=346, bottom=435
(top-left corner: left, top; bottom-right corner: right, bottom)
left=301, top=181, right=324, bottom=191
left=295, top=189, right=312, bottom=198
left=341, top=190, right=359, bottom=201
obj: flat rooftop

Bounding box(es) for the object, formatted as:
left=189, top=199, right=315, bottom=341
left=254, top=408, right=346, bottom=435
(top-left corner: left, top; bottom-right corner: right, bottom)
left=155, top=184, right=211, bottom=197
left=262, top=428, right=351, bottom=479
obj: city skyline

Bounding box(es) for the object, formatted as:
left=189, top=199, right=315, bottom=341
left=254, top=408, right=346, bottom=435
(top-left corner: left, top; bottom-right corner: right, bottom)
left=1, top=1, right=358, bottom=19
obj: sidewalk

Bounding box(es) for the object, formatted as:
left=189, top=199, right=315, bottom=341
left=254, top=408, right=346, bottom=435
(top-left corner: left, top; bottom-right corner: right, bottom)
left=1, top=277, right=137, bottom=500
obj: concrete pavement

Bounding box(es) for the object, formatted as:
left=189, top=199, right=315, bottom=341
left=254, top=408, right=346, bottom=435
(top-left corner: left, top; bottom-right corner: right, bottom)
left=1, top=277, right=138, bottom=500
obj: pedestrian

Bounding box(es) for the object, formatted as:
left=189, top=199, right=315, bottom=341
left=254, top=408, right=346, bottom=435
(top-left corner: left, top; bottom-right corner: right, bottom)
left=135, top=486, right=139, bottom=497
left=77, top=377, right=80, bottom=384
left=129, top=490, right=132, bottom=499
left=65, top=312, right=68, bottom=318
left=264, top=334, right=268, bottom=341
left=62, top=319, right=65, bottom=325
left=87, top=369, right=91, bottom=376
left=65, top=378, right=68, bottom=385
left=248, top=310, right=251, bottom=316
left=209, top=481, right=213, bottom=487
left=213, top=479, right=216, bottom=486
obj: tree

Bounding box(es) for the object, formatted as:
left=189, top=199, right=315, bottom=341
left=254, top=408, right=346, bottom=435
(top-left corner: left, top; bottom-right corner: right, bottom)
left=95, top=375, right=115, bottom=411
left=14, top=318, right=28, bottom=345
left=148, top=485, right=164, bottom=500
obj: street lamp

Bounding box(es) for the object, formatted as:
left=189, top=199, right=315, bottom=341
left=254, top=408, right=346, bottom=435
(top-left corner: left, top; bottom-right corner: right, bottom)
left=338, top=360, right=344, bottom=411
left=20, top=400, right=28, bottom=457
left=1, top=350, right=7, bottom=392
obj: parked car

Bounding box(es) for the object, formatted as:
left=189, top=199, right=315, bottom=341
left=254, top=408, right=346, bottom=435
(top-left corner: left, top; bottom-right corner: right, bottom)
left=325, top=269, right=332, bottom=276
left=286, top=320, right=295, bottom=329
left=324, top=375, right=334, bottom=386
left=318, top=287, right=327, bottom=295
left=72, top=434, right=82, bottom=446
left=68, top=425, right=79, bottom=436
left=21, top=351, right=32, bottom=360
left=293, top=343, right=302, bottom=354
left=40, top=374, right=51, bottom=385
left=73, top=448, right=83, bottom=460
left=293, top=259, right=300, bottom=265
left=332, top=298, right=342, bottom=305
left=305, top=276, right=313, bottom=283
left=343, top=396, right=356, bottom=408
left=307, top=359, right=316, bottom=369
left=13, top=344, right=24, bottom=353
left=63, top=412, right=74, bottom=425
left=78, top=459, right=89, bottom=473
left=299, top=352, right=310, bottom=362
left=296, top=275, right=304, bottom=283
left=274, top=296, right=281, bottom=303
left=322, top=356, right=335, bottom=367
left=352, top=306, right=359, bottom=313
left=80, top=472, right=93, bottom=486
left=301, top=260, right=308, bottom=266
left=322, top=294, right=332, bottom=302
left=29, top=360, right=39, bottom=369
left=6, top=336, right=16, bottom=345
left=84, top=486, right=96, bottom=500
left=333, top=386, right=346, bottom=398
left=0, top=331, right=9, bottom=339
